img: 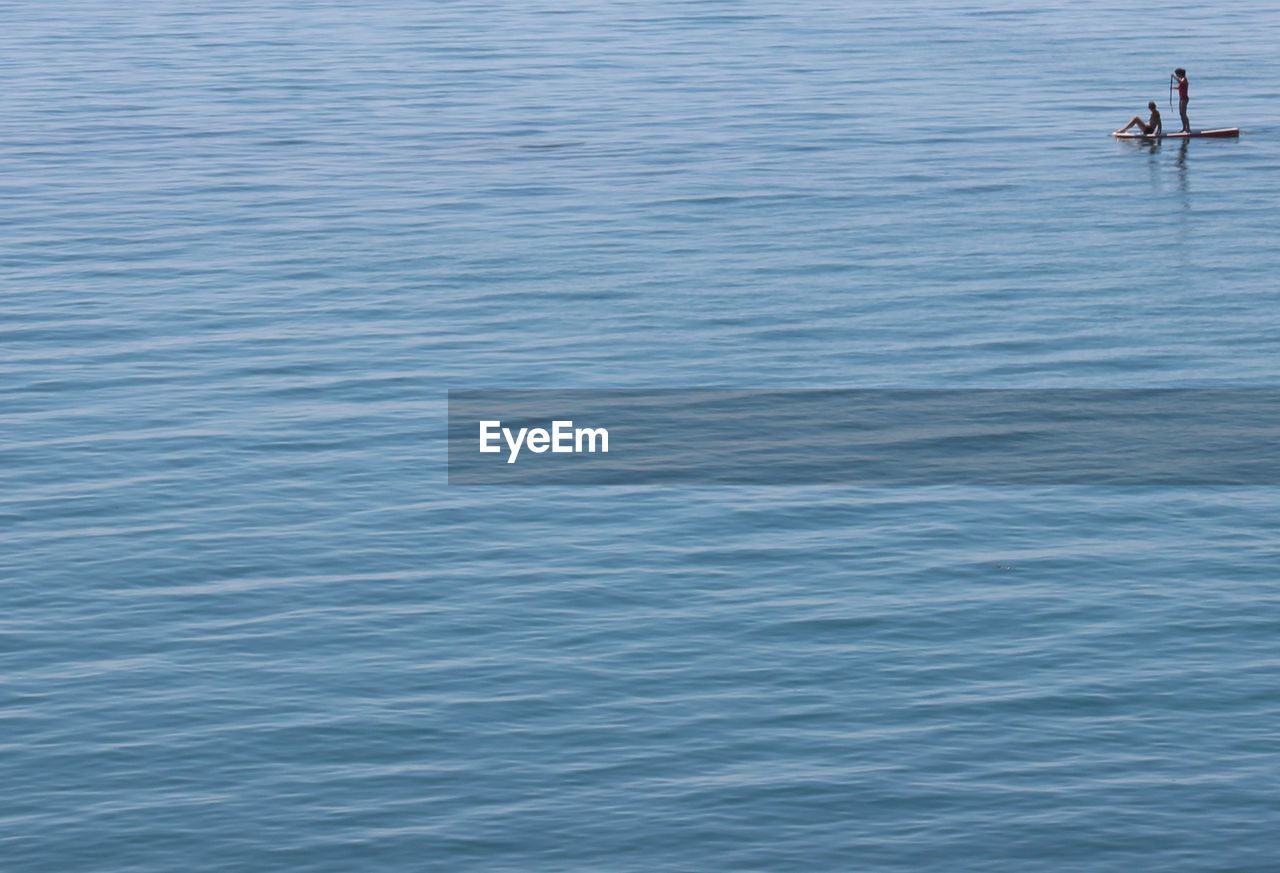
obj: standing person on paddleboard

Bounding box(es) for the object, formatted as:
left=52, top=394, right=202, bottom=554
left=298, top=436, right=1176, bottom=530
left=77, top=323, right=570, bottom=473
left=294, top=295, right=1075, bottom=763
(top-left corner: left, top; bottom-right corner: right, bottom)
left=1116, top=101, right=1163, bottom=136
left=1172, top=68, right=1190, bottom=132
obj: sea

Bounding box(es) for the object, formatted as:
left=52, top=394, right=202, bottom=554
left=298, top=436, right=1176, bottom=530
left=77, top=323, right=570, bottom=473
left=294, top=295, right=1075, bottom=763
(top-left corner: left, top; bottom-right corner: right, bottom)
left=4, top=1, right=1280, bottom=870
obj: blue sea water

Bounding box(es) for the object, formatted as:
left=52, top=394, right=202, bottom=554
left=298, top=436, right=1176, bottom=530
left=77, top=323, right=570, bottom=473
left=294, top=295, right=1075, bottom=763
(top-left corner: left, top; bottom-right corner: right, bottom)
left=4, top=1, right=1280, bottom=870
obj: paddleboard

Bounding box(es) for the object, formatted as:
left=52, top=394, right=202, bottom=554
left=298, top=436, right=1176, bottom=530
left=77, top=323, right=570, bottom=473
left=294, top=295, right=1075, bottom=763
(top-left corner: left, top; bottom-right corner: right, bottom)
left=1112, top=128, right=1239, bottom=140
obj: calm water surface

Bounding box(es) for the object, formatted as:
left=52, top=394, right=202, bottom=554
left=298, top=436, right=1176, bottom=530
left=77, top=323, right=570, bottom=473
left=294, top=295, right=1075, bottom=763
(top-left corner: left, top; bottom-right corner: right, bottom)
left=4, top=1, right=1280, bottom=870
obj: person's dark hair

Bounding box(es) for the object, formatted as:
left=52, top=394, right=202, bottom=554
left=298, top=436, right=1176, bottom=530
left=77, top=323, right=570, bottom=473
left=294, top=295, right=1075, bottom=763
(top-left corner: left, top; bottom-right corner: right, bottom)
left=1149, top=101, right=1158, bottom=110
left=1175, top=68, right=1186, bottom=77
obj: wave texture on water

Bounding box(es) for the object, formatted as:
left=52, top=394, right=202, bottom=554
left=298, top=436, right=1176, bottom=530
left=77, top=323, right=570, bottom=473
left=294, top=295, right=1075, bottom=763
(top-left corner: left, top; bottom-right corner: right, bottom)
left=4, top=1, right=1280, bottom=870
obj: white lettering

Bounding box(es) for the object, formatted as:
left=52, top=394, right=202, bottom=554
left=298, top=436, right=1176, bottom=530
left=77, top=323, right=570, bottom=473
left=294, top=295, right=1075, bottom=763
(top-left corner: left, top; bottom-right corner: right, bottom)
left=480, top=420, right=609, bottom=463
left=526, top=428, right=550, bottom=453
left=479, top=421, right=502, bottom=453
left=552, top=420, right=574, bottom=453
left=576, top=426, right=608, bottom=454
left=502, top=426, right=528, bottom=464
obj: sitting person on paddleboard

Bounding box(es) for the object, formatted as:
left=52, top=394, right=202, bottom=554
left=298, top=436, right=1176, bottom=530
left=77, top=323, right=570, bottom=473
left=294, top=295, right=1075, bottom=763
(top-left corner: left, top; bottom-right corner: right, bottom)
left=1116, top=102, right=1163, bottom=136
left=1172, top=68, right=1190, bottom=132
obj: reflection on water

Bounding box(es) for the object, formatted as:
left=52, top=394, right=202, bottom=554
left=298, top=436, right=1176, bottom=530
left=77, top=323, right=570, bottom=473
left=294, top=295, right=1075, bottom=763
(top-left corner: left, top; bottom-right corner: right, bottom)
left=1131, top=138, right=1191, bottom=208
left=1143, top=138, right=1162, bottom=192
left=1176, top=138, right=1190, bottom=198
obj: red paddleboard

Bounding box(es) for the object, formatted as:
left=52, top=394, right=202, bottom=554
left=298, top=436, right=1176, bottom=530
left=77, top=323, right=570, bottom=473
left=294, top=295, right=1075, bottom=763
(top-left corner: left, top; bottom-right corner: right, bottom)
left=1113, top=128, right=1240, bottom=140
